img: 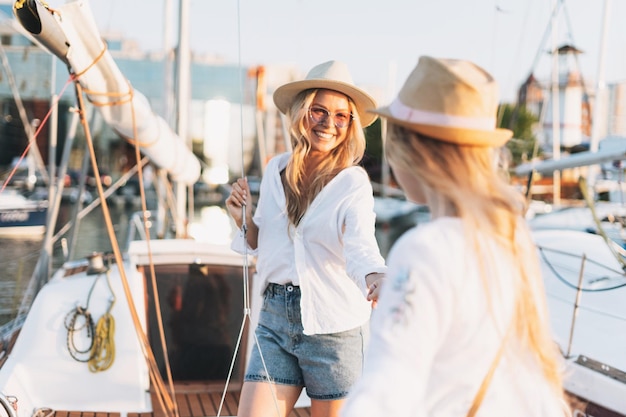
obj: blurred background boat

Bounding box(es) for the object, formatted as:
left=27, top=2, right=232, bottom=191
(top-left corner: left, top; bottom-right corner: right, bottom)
left=0, top=189, right=46, bottom=237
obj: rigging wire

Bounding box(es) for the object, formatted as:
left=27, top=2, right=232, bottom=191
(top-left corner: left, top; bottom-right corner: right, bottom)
left=561, top=3, right=593, bottom=103
left=578, top=175, right=626, bottom=271
left=538, top=246, right=626, bottom=292
left=215, top=1, right=280, bottom=417
left=536, top=173, right=626, bottom=292
left=0, top=76, right=74, bottom=195
left=0, top=40, right=49, bottom=185
left=528, top=0, right=565, bottom=77
left=218, top=0, right=248, bottom=414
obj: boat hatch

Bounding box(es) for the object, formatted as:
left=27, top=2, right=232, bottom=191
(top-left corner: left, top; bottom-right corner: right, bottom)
left=140, top=262, right=255, bottom=384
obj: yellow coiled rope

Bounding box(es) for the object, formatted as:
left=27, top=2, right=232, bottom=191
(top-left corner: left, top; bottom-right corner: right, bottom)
left=88, top=303, right=116, bottom=372
left=88, top=270, right=117, bottom=373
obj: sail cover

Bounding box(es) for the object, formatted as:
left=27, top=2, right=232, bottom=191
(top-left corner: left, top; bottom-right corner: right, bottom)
left=14, top=0, right=201, bottom=185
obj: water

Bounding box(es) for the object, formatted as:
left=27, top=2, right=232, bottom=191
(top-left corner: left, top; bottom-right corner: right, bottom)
left=0, top=202, right=136, bottom=325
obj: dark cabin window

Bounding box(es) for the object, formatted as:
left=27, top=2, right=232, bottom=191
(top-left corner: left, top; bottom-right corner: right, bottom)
left=145, top=263, right=253, bottom=383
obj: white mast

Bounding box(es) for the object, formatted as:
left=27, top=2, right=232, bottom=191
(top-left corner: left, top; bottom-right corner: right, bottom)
left=175, top=0, right=192, bottom=237
left=586, top=0, right=612, bottom=196
left=590, top=0, right=611, bottom=154
left=550, top=0, right=561, bottom=205
left=163, top=0, right=175, bottom=128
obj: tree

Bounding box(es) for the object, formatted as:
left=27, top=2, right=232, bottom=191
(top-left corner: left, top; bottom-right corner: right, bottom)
left=362, top=118, right=384, bottom=184
left=498, top=103, right=541, bottom=166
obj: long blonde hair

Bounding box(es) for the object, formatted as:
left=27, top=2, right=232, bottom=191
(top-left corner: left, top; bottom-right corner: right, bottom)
left=283, top=89, right=366, bottom=226
left=385, top=123, right=566, bottom=399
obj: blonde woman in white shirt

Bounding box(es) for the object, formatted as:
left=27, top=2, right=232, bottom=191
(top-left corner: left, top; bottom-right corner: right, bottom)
left=341, top=57, right=571, bottom=417
left=225, top=60, right=387, bottom=417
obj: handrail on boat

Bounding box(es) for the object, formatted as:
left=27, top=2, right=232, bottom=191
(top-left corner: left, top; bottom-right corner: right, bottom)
left=125, top=210, right=151, bottom=248
left=0, top=392, right=17, bottom=417
left=0, top=314, right=27, bottom=357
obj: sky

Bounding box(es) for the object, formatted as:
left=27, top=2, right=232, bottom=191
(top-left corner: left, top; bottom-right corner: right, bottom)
left=45, top=0, right=626, bottom=104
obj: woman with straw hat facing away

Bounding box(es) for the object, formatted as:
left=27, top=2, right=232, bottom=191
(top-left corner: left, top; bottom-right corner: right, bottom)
left=341, top=56, right=571, bottom=417
left=225, top=60, right=387, bottom=417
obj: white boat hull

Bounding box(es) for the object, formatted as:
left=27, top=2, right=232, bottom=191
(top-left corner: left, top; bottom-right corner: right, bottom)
left=533, top=229, right=626, bottom=416
left=0, top=258, right=150, bottom=416
left=0, top=192, right=47, bottom=238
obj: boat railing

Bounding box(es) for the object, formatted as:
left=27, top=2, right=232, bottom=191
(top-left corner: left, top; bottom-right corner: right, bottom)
left=124, top=210, right=176, bottom=250
left=125, top=210, right=152, bottom=248
left=0, top=313, right=26, bottom=360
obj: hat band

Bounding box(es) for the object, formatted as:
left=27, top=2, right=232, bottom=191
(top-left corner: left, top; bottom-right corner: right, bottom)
left=389, top=99, right=496, bottom=130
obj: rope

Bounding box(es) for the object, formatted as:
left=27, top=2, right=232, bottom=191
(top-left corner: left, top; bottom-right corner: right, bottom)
left=64, top=267, right=117, bottom=367
left=85, top=88, right=133, bottom=108
left=88, top=270, right=116, bottom=373
left=62, top=39, right=179, bottom=413
left=64, top=305, right=95, bottom=362
left=578, top=175, right=626, bottom=271
left=73, top=43, right=108, bottom=78
left=88, top=310, right=115, bottom=372
left=128, top=75, right=180, bottom=417
left=72, top=80, right=178, bottom=417
left=64, top=275, right=99, bottom=363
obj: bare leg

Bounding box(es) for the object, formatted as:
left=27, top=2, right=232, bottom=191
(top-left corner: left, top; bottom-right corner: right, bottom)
left=237, top=381, right=303, bottom=417
left=310, top=398, right=345, bottom=417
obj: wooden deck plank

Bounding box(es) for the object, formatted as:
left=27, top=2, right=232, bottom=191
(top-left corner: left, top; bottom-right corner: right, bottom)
left=221, top=392, right=239, bottom=416
left=175, top=393, right=191, bottom=417
left=197, top=392, right=218, bottom=416
left=185, top=394, right=204, bottom=417
left=51, top=388, right=310, bottom=417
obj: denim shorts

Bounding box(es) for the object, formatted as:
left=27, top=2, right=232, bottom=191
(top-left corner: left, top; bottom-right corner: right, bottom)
left=245, top=283, right=369, bottom=400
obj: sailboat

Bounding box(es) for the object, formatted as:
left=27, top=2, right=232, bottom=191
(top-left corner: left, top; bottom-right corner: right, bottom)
left=0, top=1, right=311, bottom=416
left=515, top=146, right=626, bottom=416
left=0, top=189, right=47, bottom=238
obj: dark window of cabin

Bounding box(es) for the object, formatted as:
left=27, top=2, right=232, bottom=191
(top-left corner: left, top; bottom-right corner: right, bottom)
left=144, top=263, right=254, bottom=383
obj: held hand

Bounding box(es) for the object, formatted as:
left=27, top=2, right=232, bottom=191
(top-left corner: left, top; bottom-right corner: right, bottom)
left=225, top=177, right=253, bottom=229
left=366, top=274, right=386, bottom=308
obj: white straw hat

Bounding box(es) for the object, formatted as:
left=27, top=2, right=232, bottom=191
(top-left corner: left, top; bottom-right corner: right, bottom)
left=273, top=60, right=378, bottom=127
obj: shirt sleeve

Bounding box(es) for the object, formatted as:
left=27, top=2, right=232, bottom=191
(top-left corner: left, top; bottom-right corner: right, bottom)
left=230, top=225, right=259, bottom=256
left=341, top=170, right=387, bottom=292
left=341, top=232, right=454, bottom=417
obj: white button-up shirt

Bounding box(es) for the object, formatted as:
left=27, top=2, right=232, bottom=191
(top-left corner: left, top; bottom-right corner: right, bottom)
left=342, top=218, right=566, bottom=416
left=232, top=153, right=387, bottom=335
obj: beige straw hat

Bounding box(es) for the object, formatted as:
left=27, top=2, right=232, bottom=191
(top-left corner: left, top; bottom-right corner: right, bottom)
left=370, top=56, right=512, bottom=147
left=273, top=60, right=378, bottom=127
